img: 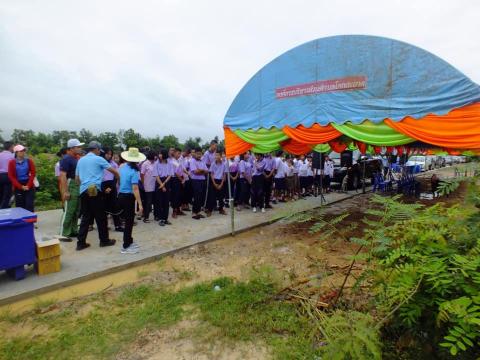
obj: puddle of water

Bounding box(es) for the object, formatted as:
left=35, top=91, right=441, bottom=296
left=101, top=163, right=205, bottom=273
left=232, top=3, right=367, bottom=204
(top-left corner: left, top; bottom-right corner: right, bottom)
left=0, top=261, right=162, bottom=315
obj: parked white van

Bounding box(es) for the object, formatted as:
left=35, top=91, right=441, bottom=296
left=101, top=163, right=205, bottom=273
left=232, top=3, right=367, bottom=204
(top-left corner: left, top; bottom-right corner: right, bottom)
left=405, top=155, right=436, bottom=171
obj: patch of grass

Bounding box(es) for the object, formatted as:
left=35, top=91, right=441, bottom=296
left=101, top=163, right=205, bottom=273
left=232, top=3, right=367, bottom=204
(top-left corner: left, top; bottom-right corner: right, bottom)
left=0, top=310, right=22, bottom=324
left=0, top=274, right=318, bottom=360
left=32, top=297, right=57, bottom=311
left=136, top=270, right=150, bottom=278
left=171, top=266, right=197, bottom=281
left=156, top=257, right=167, bottom=269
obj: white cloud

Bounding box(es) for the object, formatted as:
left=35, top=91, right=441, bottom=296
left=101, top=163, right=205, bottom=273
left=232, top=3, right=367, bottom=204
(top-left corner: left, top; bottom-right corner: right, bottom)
left=0, top=0, right=478, bottom=141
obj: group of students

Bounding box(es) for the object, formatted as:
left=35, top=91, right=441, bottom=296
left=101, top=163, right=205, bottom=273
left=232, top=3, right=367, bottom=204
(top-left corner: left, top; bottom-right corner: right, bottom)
left=230, top=152, right=335, bottom=210
left=1, top=137, right=337, bottom=255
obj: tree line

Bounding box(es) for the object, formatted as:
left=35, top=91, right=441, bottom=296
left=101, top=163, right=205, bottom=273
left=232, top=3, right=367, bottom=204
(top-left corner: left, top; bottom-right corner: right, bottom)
left=0, top=128, right=224, bottom=155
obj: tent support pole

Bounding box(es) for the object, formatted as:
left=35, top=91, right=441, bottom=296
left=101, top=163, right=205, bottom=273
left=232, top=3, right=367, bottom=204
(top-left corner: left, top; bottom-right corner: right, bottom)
left=319, top=152, right=324, bottom=206
left=226, top=161, right=235, bottom=236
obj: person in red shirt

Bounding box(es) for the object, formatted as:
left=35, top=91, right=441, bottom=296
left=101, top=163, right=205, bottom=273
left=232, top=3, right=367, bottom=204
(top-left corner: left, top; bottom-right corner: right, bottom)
left=7, top=144, right=36, bottom=212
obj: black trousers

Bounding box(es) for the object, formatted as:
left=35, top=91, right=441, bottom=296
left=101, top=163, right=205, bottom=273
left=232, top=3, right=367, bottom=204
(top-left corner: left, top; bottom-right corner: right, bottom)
left=117, top=193, right=135, bottom=249
left=239, top=178, right=250, bottom=205
left=229, top=173, right=239, bottom=204
left=251, top=175, right=264, bottom=208
left=78, top=191, right=109, bottom=244
left=101, top=180, right=121, bottom=227
left=191, top=179, right=206, bottom=214
left=263, top=176, right=273, bottom=206
left=182, top=180, right=192, bottom=205
left=207, top=179, right=225, bottom=211
left=155, top=178, right=170, bottom=221
left=143, top=191, right=154, bottom=220
left=170, top=177, right=182, bottom=209
left=14, top=186, right=35, bottom=212
left=0, top=173, right=12, bottom=209
left=324, top=175, right=331, bottom=189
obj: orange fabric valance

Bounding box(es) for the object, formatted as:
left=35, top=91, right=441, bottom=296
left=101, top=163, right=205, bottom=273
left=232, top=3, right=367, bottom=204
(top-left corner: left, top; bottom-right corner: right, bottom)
left=281, top=139, right=312, bottom=155
left=282, top=124, right=341, bottom=144
left=224, top=127, right=253, bottom=158
left=385, top=103, right=480, bottom=149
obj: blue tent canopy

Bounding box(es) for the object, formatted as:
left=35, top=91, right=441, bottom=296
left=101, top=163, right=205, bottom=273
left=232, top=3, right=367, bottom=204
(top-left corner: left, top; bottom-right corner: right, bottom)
left=224, top=35, right=480, bottom=130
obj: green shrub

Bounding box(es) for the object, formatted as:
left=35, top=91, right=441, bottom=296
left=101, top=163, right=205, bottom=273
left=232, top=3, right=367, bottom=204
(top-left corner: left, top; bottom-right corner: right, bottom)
left=355, top=182, right=480, bottom=356
left=318, top=310, right=382, bottom=360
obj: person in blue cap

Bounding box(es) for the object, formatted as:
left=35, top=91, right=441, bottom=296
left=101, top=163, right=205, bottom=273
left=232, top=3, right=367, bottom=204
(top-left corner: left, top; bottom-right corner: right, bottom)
left=75, top=141, right=119, bottom=251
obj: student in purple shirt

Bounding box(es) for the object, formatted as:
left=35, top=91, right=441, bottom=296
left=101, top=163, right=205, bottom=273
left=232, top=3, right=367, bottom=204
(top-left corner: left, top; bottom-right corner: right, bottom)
left=202, top=140, right=217, bottom=168
left=190, top=147, right=208, bottom=219
left=0, top=141, right=14, bottom=209
left=101, top=148, right=123, bottom=232
left=206, top=152, right=227, bottom=216
left=181, top=149, right=192, bottom=212
left=140, top=150, right=157, bottom=223
left=251, top=153, right=266, bottom=213
left=263, top=153, right=275, bottom=209
left=170, top=148, right=186, bottom=219
left=237, top=153, right=253, bottom=211
left=228, top=156, right=240, bottom=207
left=153, top=149, right=174, bottom=226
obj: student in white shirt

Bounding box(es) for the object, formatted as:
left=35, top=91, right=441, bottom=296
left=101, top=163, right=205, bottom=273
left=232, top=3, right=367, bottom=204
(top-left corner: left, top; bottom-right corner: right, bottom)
left=273, top=155, right=287, bottom=202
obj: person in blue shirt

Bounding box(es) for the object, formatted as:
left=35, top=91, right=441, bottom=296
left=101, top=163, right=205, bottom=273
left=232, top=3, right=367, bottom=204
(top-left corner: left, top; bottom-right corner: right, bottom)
left=118, top=147, right=145, bottom=254
left=75, top=141, right=119, bottom=251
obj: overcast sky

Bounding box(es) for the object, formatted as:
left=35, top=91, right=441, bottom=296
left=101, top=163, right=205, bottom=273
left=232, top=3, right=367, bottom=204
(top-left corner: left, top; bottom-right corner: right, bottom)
left=0, top=0, right=479, bottom=142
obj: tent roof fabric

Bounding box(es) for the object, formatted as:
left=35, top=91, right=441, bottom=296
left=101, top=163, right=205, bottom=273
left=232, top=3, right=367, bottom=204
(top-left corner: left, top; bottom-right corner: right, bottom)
left=224, top=35, right=480, bottom=131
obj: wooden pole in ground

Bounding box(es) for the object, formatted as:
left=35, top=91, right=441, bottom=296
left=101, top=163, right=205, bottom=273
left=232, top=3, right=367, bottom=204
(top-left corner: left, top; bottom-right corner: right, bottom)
left=226, top=159, right=235, bottom=236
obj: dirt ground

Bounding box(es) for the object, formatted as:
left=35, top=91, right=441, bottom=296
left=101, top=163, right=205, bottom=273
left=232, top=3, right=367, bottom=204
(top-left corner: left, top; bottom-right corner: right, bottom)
left=116, top=182, right=468, bottom=360
left=3, top=175, right=468, bottom=360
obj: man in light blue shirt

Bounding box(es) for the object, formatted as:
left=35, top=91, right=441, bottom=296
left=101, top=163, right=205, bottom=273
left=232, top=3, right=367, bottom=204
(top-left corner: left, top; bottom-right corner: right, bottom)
left=75, top=141, right=120, bottom=251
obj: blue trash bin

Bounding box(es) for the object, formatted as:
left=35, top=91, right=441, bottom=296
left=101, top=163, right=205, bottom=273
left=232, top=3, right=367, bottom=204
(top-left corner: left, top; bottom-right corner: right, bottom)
left=0, top=208, right=37, bottom=280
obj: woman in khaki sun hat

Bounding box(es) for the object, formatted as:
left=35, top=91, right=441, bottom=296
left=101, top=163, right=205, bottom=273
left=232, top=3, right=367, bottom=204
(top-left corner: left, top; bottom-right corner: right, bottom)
left=117, top=147, right=146, bottom=254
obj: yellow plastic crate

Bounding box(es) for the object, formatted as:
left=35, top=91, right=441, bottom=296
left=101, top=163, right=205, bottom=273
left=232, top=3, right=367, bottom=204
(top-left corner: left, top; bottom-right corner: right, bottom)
left=36, top=239, right=61, bottom=275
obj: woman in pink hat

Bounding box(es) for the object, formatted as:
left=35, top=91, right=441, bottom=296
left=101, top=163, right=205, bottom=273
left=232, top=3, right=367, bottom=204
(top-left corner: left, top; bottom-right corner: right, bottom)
left=7, top=145, right=36, bottom=212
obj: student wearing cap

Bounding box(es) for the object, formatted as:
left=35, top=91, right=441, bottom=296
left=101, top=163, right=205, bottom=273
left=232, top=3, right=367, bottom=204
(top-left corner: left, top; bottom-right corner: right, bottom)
left=153, top=149, right=174, bottom=226
left=101, top=147, right=123, bottom=232
left=75, top=141, right=119, bottom=251
left=7, top=144, right=36, bottom=212
left=59, top=138, right=84, bottom=241
left=118, top=148, right=145, bottom=254
left=0, top=141, right=15, bottom=209
left=206, top=152, right=227, bottom=216
left=190, top=147, right=208, bottom=219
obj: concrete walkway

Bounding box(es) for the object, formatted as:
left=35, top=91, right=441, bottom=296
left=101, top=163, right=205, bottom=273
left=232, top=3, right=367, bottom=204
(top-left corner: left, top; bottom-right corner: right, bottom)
left=0, top=190, right=361, bottom=305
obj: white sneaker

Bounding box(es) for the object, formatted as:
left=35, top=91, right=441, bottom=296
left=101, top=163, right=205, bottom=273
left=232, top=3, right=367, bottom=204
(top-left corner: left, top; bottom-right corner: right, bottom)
left=130, top=242, right=140, bottom=249
left=252, top=207, right=257, bottom=213
left=261, top=208, right=266, bottom=213
left=121, top=245, right=139, bottom=254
